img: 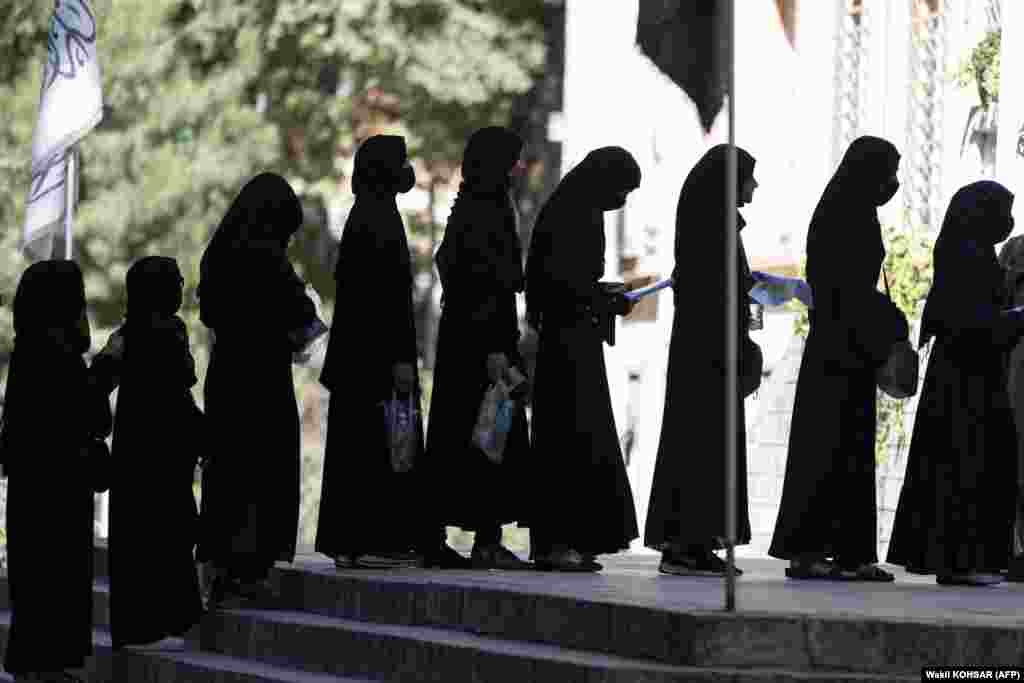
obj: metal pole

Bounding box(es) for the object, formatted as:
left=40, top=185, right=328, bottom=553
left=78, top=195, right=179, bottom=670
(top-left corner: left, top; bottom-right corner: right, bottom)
left=64, top=148, right=76, bottom=260
left=724, top=0, right=738, bottom=613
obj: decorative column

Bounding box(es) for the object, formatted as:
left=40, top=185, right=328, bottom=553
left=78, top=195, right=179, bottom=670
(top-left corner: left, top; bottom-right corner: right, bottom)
left=832, top=0, right=871, bottom=168
left=904, top=0, right=949, bottom=232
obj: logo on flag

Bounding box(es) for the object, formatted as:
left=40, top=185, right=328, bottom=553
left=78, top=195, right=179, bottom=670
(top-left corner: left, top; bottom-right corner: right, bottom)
left=23, top=0, right=104, bottom=261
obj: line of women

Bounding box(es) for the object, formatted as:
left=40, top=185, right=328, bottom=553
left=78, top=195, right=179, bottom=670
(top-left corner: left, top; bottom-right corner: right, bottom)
left=3, top=129, right=1022, bottom=681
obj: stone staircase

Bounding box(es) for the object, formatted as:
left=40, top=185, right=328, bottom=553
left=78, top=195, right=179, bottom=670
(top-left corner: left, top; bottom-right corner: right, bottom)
left=5, top=545, right=1021, bottom=681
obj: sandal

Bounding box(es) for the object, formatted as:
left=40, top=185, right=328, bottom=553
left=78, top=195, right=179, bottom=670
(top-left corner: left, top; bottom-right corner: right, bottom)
left=937, top=572, right=1004, bottom=587
left=533, top=548, right=598, bottom=572
left=784, top=558, right=852, bottom=581
left=848, top=564, right=895, bottom=582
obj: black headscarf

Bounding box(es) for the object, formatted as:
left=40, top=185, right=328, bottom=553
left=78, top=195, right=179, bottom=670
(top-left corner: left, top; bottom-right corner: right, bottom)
left=13, top=260, right=89, bottom=354
left=805, top=136, right=900, bottom=308
left=525, top=146, right=641, bottom=327
left=436, top=127, right=525, bottom=294
left=815, top=135, right=901, bottom=212
left=673, top=144, right=756, bottom=282
left=126, top=256, right=184, bottom=322
left=352, top=135, right=414, bottom=197
left=458, top=126, right=523, bottom=198
left=198, top=173, right=304, bottom=327
left=920, top=180, right=1015, bottom=347
left=198, top=173, right=303, bottom=299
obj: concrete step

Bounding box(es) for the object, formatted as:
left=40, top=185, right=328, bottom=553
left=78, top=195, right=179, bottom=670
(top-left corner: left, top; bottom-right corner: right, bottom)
left=269, top=563, right=1024, bottom=676
left=199, top=607, right=917, bottom=683
left=0, top=612, right=373, bottom=683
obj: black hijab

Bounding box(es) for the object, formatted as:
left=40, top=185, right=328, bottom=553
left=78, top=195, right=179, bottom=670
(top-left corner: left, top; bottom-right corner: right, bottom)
left=458, top=126, right=523, bottom=199
left=436, top=127, right=525, bottom=293
left=13, top=260, right=89, bottom=355
left=126, top=256, right=184, bottom=323
left=342, top=135, right=414, bottom=277
left=920, top=180, right=1015, bottom=347
left=352, top=135, right=414, bottom=198
left=525, top=146, right=641, bottom=327
left=805, top=136, right=900, bottom=300
left=198, top=173, right=303, bottom=301
left=673, top=144, right=756, bottom=282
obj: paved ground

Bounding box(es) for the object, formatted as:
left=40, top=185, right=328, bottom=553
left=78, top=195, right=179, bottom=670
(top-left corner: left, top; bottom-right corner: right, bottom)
left=287, top=552, right=1024, bottom=629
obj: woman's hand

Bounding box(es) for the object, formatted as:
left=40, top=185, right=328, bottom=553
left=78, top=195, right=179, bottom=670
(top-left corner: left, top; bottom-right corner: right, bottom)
left=486, top=353, right=509, bottom=384
left=392, top=362, right=416, bottom=394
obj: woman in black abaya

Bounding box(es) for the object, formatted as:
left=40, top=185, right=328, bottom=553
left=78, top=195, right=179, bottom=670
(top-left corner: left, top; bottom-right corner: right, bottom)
left=316, top=135, right=424, bottom=569
left=422, top=126, right=532, bottom=570
left=887, top=181, right=1024, bottom=586
left=644, top=144, right=761, bottom=576
left=769, top=136, right=908, bottom=581
left=92, top=256, right=204, bottom=647
left=524, top=146, right=641, bottom=572
left=2, top=261, right=111, bottom=681
left=198, top=172, right=321, bottom=605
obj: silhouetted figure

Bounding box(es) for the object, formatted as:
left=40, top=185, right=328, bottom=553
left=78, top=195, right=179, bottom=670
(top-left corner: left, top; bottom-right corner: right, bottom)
left=316, top=135, right=424, bottom=569
left=422, top=126, right=532, bottom=570
left=90, top=256, right=204, bottom=646
left=770, top=136, right=907, bottom=581
left=2, top=261, right=111, bottom=681
left=887, top=181, right=1022, bottom=587
left=644, top=144, right=760, bottom=577
left=998, top=233, right=1024, bottom=582
left=524, top=146, right=641, bottom=572
left=197, top=173, right=321, bottom=605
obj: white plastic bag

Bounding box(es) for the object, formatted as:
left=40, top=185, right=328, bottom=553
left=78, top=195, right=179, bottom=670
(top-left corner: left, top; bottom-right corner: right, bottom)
left=382, top=392, right=420, bottom=473
left=292, top=285, right=329, bottom=366
left=471, top=381, right=515, bottom=464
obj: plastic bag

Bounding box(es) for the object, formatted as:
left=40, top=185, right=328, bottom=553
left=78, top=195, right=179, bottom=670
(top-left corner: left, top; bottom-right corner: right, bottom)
left=382, top=392, right=420, bottom=473
left=472, top=381, right=515, bottom=464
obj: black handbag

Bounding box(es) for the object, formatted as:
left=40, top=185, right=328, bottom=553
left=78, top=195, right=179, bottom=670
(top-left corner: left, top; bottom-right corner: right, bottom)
left=876, top=269, right=919, bottom=399
left=740, top=340, right=764, bottom=398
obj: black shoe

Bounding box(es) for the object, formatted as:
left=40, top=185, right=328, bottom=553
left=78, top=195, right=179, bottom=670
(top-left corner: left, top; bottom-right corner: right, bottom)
left=1008, top=557, right=1024, bottom=582
left=471, top=543, right=531, bottom=570
left=422, top=543, right=472, bottom=569
left=208, top=576, right=243, bottom=609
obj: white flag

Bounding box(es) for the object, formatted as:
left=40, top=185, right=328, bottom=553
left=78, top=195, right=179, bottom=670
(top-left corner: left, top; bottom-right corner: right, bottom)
left=23, top=0, right=104, bottom=261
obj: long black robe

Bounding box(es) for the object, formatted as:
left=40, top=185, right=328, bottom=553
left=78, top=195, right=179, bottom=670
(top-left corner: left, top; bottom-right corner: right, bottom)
left=197, top=173, right=319, bottom=575
left=524, top=146, right=642, bottom=557
left=644, top=145, right=757, bottom=552
left=316, top=135, right=424, bottom=557
left=770, top=136, right=908, bottom=566
left=2, top=261, right=111, bottom=675
left=423, top=127, right=530, bottom=533
left=887, top=181, right=1020, bottom=574
left=93, top=257, right=203, bottom=648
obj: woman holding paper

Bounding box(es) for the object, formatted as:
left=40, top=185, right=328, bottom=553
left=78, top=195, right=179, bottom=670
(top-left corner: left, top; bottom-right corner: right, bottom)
left=887, top=181, right=1023, bottom=586
left=2, top=261, right=111, bottom=681
left=770, top=136, right=908, bottom=581
left=198, top=173, right=325, bottom=605
left=524, top=146, right=641, bottom=571
left=422, top=126, right=532, bottom=570
left=644, top=144, right=761, bottom=576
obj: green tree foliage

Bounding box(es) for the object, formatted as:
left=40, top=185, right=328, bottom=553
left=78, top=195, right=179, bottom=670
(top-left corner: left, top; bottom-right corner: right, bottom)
left=955, top=28, right=1000, bottom=109
left=0, top=0, right=545, bottom=372
left=0, top=1, right=546, bottom=547
left=792, top=224, right=935, bottom=464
